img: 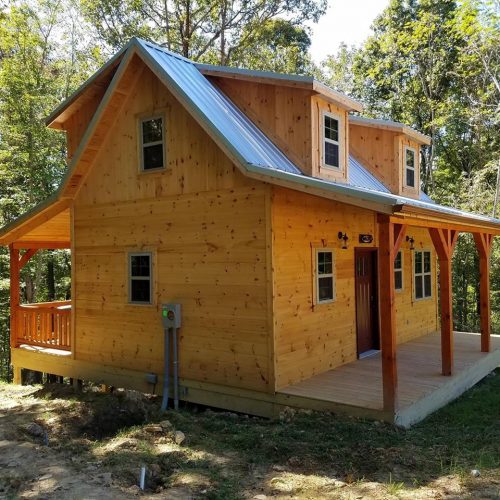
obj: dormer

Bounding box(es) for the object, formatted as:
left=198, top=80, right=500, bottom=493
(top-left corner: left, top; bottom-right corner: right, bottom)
left=200, top=65, right=362, bottom=182
left=348, top=116, right=431, bottom=199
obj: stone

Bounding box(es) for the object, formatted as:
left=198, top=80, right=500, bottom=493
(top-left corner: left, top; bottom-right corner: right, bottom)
left=471, top=469, right=481, bottom=477
left=173, top=430, right=185, bottom=445
left=144, top=425, right=163, bottom=433
left=25, top=422, right=45, bottom=437
left=253, top=495, right=267, bottom=500
left=159, top=420, right=173, bottom=430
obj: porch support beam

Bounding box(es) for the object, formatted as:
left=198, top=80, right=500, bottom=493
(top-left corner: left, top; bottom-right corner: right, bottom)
left=428, top=228, right=459, bottom=376
left=13, top=240, right=70, bottom=250
left=19, top=249, right=38, bottom=269
left=9, top=244, right=20, bottom=349
left=473, top=233, right=493, bottom=353
left=377, top=216, right=405, bottom=413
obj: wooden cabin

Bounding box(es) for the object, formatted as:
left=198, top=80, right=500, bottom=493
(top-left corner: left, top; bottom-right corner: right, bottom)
left=2, top=38, right=499, bottom=427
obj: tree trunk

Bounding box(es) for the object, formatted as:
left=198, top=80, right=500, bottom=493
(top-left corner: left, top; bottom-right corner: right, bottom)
left=47, top=252, right=55, bottom=302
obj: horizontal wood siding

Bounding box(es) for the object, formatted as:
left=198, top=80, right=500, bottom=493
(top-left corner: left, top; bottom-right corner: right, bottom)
left=272, top=187, right=438, bottom=389
left=73, top=64, right=271, bottom=393
left=395, top=227, right=439, bottom=343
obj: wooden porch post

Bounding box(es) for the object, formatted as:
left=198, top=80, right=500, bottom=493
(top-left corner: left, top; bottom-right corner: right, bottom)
left=428, top=228, right=459, bottom=376
left=9, top=244, right=20, bottom=349
left=378, top=216, right=406, bottom=413
left=473, top=233, right=493, bottom=353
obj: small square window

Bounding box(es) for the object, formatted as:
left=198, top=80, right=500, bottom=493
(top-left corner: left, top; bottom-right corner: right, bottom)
left=315, top=249, right=335, bottom=304
left=140, top=116, right=165, bottom=171
left=129, top=253, right=152, bottom=304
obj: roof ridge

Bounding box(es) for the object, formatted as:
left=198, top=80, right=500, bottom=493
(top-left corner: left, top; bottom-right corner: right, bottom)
left=132, top=37, right=195, bottom=65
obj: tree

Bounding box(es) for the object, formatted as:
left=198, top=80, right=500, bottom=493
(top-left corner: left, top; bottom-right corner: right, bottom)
left=80, top=0, right=327, bottom=67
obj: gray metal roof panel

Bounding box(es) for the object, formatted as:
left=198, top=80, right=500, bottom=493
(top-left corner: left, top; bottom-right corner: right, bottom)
left=348, top=156, right=391, bottom=193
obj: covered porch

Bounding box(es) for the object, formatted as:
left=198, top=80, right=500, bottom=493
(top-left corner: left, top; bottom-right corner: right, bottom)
left=279, top=330, right=500, bottom=427
left=0, top=199, right=73, bottom=381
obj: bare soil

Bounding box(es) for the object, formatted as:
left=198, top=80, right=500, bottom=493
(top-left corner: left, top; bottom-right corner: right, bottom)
left=0, top=374, right=499, bottom=499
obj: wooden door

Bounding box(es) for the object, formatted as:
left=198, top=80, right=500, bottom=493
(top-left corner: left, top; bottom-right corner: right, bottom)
left=355, top=248, right=379, bottom=356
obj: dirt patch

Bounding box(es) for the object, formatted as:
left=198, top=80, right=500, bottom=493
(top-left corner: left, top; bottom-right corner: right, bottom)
left=0, top=373, right=499, bottom=498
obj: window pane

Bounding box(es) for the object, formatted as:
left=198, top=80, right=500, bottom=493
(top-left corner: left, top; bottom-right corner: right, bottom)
left=318, top=251, right=332, bottom=275
left=324, top=116, right=339, bottom=142
left=131, top=255, right=150, bottom=277
left=324, top=142, right=339, bottom=168
left=424, top=251, right=431, bottom=273
left=318, top=276, right=333, bottom=301
left=415, top=275, right=423, bottom=299
left=406, top=148, right=415, bottom=169
left=143, top=144, right=164, bottom=170
left=415, top=252, right=422, bottom=274
left=142, top=118, right=163, bottom=144
left=395, top=270, right=403, bottom=290
left=406, top=167, right=415, bottom=187
left=394, top=251, right=402, bottom=270
left=424, top=274, right=432, bottom=297
left=131, top=279, right=151, bottom=303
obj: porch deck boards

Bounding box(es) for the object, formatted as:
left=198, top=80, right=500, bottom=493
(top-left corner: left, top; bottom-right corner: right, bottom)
left=278, top=331, right=500, bottom=413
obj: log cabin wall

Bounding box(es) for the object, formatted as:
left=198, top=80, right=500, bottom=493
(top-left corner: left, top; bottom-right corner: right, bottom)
left=271, top=187, right=438, bottom=390
left=70, top=64, right=273, bottom=393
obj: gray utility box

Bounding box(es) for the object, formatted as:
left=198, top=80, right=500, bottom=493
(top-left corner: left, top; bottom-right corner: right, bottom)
left=161, top=303, right=181, bottom=329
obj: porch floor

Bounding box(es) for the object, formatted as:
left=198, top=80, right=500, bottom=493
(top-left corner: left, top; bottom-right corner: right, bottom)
left=278, top=331, right=500, bottom=426
left=19, top=344, right=72, bottom=357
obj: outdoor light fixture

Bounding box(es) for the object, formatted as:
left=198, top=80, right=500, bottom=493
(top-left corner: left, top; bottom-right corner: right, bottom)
left=338, top=231, right=349, bottom=249
left=406, top=235, right=415, bottom=250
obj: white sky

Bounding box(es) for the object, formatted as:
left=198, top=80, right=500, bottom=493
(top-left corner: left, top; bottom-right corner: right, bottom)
left=309, top=0, right=390, bottom=64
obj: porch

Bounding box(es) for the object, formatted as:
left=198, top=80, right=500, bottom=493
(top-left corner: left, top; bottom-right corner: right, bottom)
left=279, top=330, right=500, bottom=427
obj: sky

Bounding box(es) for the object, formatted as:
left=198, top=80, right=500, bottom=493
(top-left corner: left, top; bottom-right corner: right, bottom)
left=309, top=0, right=390, bottom=64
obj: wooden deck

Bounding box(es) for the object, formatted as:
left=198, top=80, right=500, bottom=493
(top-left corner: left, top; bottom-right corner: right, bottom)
left=279, top=331, right=500, bottom=427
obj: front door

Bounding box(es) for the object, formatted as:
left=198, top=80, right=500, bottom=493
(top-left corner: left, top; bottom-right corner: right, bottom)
left=355, top=248, right=379, bottom=357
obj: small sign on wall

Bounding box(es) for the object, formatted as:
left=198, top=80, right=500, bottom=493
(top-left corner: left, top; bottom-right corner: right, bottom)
left=359, top=234, right=373, bottom=244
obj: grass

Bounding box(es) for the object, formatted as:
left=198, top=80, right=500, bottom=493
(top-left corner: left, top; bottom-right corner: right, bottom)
left=3, top=369, right=499, bottom=498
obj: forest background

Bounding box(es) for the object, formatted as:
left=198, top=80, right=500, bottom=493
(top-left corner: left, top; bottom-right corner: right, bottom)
left=0, top=0, right=498, bottom=380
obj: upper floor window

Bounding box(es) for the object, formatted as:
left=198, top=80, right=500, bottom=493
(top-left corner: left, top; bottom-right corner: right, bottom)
left=404, top=146, right=416, bottom=188
left=322, top=112, right=341, bottom=169
left=414, top=250, right=432, bottom=300
left=129, top=252, right=152, bottom=304
left=394, top=250, right=403, bottom=291
left=315, top=249, right=335, bottom=304
left=140, top=116, right=165, bottom=171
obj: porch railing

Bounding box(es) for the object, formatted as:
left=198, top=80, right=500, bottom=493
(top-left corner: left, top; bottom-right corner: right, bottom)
left=15, top=301, right=72, bottom=351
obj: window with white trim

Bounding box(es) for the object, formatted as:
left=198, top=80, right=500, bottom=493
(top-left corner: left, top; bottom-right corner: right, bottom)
left=129, top=253, right=152, bottom=304
left=394, top=250, right=403, bottom=291
left=322, top=112, right=341, bottom=169
left=414, top=250, right=432, bottom=299
left=140, top=116, right=165, bottom=171
left=315, top=249, right=335, bottom=303
left=405, top=146, right=416, bottom=188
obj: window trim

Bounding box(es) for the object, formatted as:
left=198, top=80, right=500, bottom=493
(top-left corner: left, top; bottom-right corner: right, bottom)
left=128, top=252, right=153, bottom=305
left=138, top=114, right=166, bottom=173
left=413, top=249, right=433, bottom=301
left=404, top=145, right=417, bottom=189
left=394, top=250, right=403, bottom=292
left=321, top=111, right=343, bottom=171
left=314, top=248, right=336, bottom=305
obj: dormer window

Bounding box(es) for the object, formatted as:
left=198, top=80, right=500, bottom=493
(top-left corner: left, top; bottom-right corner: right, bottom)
left=405, top=146, right=416, bottom=188
left=322, top=112, right=342, bottom=169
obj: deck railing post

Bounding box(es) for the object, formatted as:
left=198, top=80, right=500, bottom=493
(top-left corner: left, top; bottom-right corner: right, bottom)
left=473, top=233, right=493, bottom=353
left=9, top=244, right=20, bottom=348
left=378, top=216, right=405, bottom=414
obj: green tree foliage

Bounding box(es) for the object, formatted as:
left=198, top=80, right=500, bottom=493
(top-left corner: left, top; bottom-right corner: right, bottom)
left=80, top=0, right=326, bottom=69
left=321, top=0, right=500, bottom=333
